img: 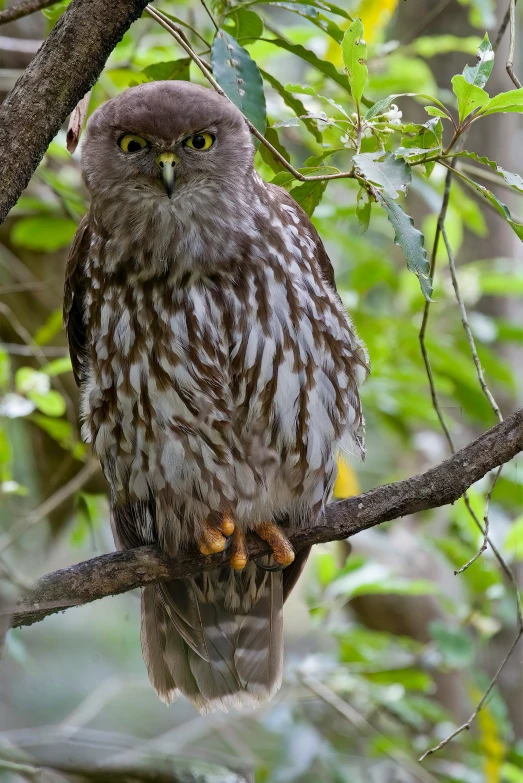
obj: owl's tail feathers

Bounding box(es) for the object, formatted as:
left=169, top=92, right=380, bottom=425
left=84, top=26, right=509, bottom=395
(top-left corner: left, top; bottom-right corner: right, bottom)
left=140, top=569, right=284, bottom=713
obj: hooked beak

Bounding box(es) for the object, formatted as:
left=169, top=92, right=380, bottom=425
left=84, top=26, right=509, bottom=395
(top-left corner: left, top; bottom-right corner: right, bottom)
left=157, top=152, right=178, bottom=198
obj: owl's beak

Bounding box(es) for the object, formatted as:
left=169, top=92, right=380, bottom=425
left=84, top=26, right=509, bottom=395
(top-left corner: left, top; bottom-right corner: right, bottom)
left=157, top=152, right=178, bottom=198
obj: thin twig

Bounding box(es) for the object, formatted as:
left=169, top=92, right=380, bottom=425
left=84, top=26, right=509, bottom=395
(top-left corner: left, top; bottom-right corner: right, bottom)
left=0, top=460, right=99, bottom=556
left=418, top=164, right=455, bottom=452
left=442, top=225, right=503, bottom=424
left=419, top=626, right=523, bottom=761
left=302, top=674, right=439, bottom=783
left=199, top=0, right=219, bottom=32
left=506, top=0, right=522, bottom=87
left=0, top=0, right=57, bottom=26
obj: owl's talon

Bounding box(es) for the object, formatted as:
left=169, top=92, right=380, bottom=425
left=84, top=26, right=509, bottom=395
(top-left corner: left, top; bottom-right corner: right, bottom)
left=255, top=521, right=295, bottom=568
left=198, top=522, right=226, bottom=555
left=220, top=514, right=235, bottom=537
left=230, top=527, right=248, bottom=571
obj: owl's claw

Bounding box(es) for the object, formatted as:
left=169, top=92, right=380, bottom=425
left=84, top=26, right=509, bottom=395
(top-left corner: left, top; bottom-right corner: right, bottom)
left=228, top=522, right=295, bottom=572
left=255, top=522, right=295, bottom=568
left=198, top=514, right=235, bottom=556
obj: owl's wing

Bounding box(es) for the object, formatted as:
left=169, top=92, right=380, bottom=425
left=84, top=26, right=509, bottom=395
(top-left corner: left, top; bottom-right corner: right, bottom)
left=64, top=214, right=91, bottom=387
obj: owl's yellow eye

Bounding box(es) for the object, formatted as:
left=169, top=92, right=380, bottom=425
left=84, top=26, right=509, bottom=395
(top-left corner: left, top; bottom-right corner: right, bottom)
left=183, top=133, right=215, bottom=151
left=118, top=134, right=149, bottom=153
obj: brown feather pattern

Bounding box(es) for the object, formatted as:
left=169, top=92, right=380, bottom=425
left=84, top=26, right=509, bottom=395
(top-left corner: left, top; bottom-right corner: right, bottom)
left=64, top=81, right=368, bottom=713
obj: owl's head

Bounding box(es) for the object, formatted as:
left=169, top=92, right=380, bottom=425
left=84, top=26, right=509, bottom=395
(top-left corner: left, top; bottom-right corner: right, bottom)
left=81, top=81, right=254, bottom=203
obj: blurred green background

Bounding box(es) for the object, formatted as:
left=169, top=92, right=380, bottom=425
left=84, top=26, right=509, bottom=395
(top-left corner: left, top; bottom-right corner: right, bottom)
left=0, top=0, right=522, bottom=780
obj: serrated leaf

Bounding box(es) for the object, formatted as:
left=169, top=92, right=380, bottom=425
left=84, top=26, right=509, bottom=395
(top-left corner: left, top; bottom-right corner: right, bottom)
left=211, top=31, right=267, bottom=134
left=266, top=37, right=352, bottom=94
left=451, top=74, right=489, bottom=122
left=270, top=2, right=344, bottom=42
left=353, top=152, right=412, bottom=198
left=463, top=32, right=494, bottom=89
left=479, top=87, right=523, bottom=116
left=261, top=71, right=322, bottom=142
left=375, top=191, right=432, bottom=300
left=142, top=59, right=191, bottom=82
left=342, top=17, right=368, bottom=107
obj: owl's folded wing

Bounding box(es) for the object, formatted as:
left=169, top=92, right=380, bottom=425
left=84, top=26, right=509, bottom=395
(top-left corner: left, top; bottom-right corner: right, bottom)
left=63, top=214, right=91, bottom=387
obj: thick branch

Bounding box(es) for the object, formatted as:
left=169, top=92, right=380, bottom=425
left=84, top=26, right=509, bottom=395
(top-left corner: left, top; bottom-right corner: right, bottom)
left=0, top=0, right=57, bottom=26
left=8, top=408, right=523, bottom=629
left=0, top=0, right=149, bottom=223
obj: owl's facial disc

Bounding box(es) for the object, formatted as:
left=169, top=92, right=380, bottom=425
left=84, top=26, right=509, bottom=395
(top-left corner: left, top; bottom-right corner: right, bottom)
left=156, top=152, right=178, bottom=198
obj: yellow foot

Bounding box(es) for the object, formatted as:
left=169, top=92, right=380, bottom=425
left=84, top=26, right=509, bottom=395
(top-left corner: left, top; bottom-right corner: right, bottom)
left=228, top=522, right=295, bottom=571
left=198, top=514, right=235, bottom=556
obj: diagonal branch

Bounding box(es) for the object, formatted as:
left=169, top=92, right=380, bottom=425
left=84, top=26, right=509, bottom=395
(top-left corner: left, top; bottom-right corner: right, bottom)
left=0, top=0, right=150, bottom=223
left=7, top=408, right=523, bottom=630
left=0, top=0, right=58, bottom=26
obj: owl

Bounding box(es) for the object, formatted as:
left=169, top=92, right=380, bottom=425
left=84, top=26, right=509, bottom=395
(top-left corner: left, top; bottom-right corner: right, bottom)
left=64, top=81, right=368, bottom=713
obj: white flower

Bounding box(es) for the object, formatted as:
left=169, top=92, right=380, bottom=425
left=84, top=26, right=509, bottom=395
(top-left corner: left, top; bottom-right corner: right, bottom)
left=383, top=104, right=403, bottom=125
left=0, top=393, right=35, bottom=418
left=340, top=133, right=352, bottom=148
left=1, top=480, right=20, bottom=494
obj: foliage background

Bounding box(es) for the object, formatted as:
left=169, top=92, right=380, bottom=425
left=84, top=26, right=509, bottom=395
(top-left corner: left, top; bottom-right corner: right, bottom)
left=0, top=0, right=522, bottom=781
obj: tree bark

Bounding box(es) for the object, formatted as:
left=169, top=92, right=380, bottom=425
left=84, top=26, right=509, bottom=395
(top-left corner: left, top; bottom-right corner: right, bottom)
left=0, top=0, right=150, bottom=223
left=7, top=407, right=523, bottom=629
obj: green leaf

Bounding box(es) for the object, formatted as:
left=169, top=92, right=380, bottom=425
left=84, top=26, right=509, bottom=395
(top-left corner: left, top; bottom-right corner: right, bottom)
left=424, top=106, right=449, bottom=119
left=33, top=310, right=63, bottom=346
left=251, top=0, right=352, bottom=19
left=342, top=17, right=368, bottom=107
left=258, top=127, right=290, bottom=174
left=364, top=668, right=434, bottom=691
left=429, top=622, right=475, bottom=669
left=28, top=390, right=66, bottom=417
left=289, top=179, right=328, bottom=216
left=375, top=191, right=433, bottom=301
left=462, top=32, right=494, bottom=89
left=42, top=357, right=73, bottom=376
left=353, top=152, right=412, bottom=199
left=211, top=31, right=267, bottom=134
left=410, top=34, right=482, bottom=58
left=11, top=216, right=78, bottom=252
left=261, top=70, right=323, bottom=142
left=479, top=87, right=523, bottom=116
left=505, top=516, right=523, bottom=559
left=364, top=92, right=448, bottom=121
left=453, top=167, right=523, bottom=240
left=270, top=2, right=344, bottom=42
left=30, top=413, right=81, bottom=455
left=356, top=188, right=371, bottom=233
left=225, top=8, right=264, bottom=40
left=266, top=37, right=352, bottom=95
left=455, top=150, right=523, bottom=191
left=141, top=59, right=191, bottom=82
left=451, top=74, right=489, bottom=122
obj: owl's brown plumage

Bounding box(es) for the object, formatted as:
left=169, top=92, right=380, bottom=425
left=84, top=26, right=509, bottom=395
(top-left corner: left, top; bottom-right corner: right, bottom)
left=64, top=81, right=368, bottom=713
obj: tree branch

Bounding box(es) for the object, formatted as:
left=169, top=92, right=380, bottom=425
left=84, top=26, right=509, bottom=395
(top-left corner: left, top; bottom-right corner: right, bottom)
left=7, top=408, right=523, bottom=629
left=0, top=0, right=58, bottom=26
left=0, top=0, right=150, bottom=223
